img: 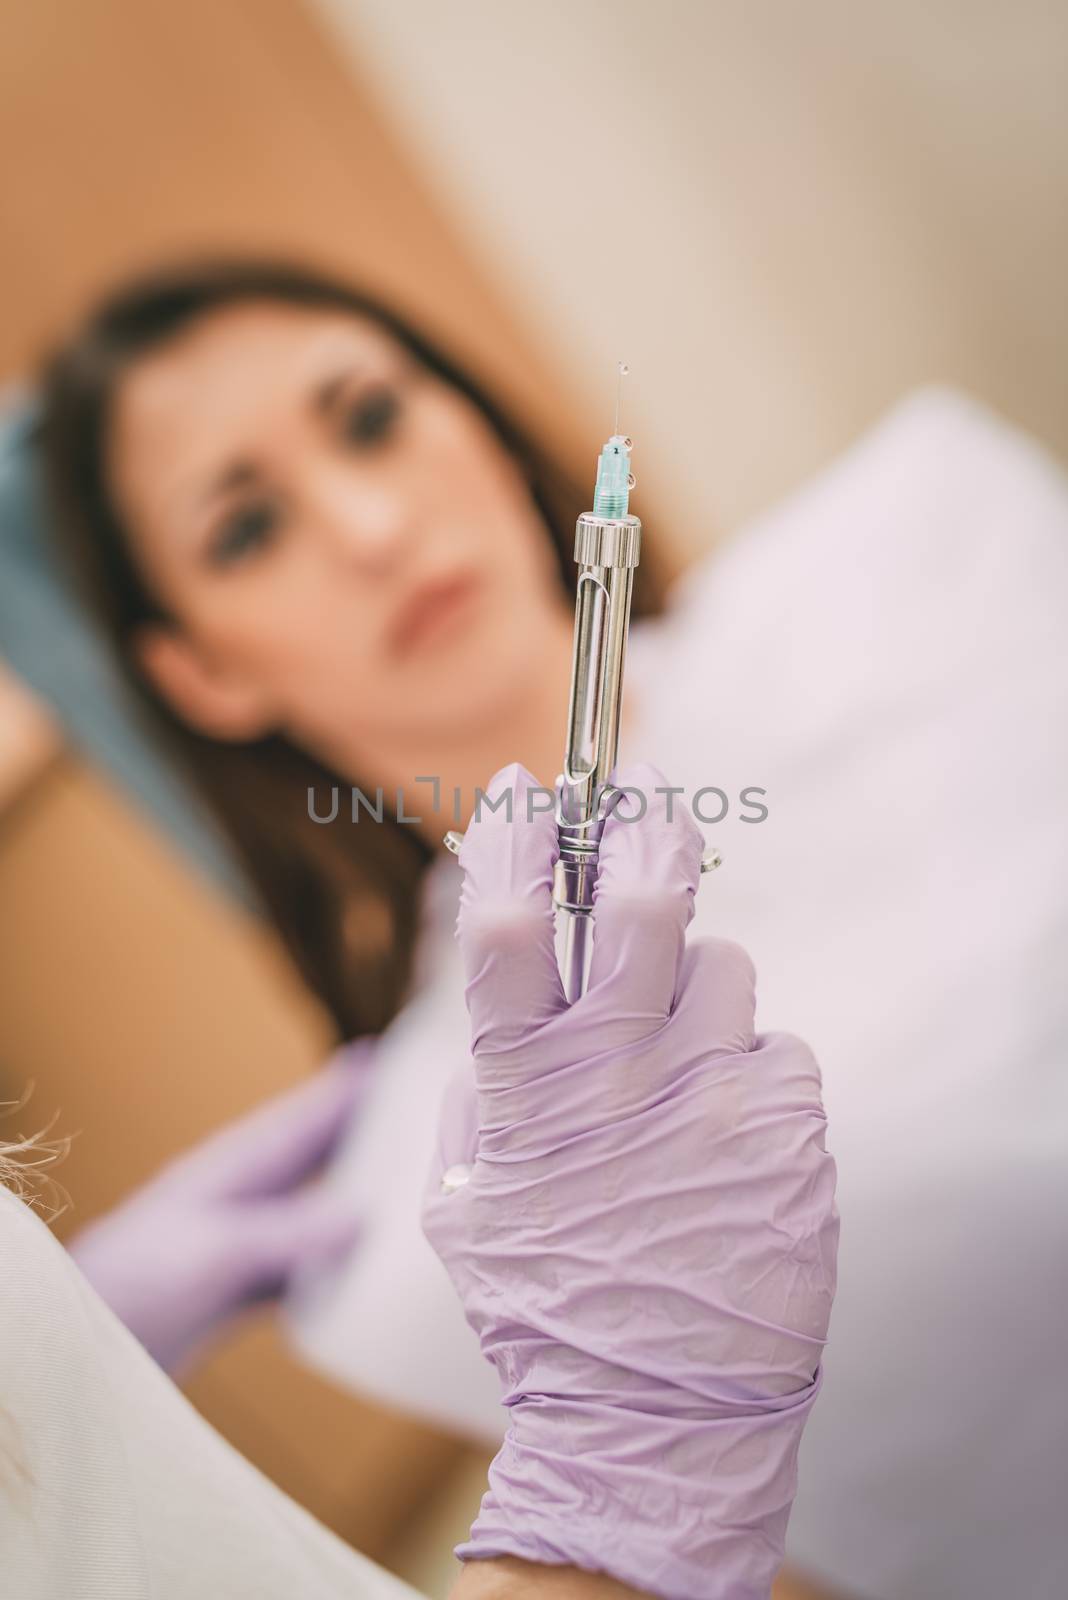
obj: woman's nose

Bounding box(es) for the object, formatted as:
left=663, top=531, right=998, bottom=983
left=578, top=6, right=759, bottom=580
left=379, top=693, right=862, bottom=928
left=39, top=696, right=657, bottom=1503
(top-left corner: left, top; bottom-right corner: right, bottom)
left=310, top=465, right=414, bottom=572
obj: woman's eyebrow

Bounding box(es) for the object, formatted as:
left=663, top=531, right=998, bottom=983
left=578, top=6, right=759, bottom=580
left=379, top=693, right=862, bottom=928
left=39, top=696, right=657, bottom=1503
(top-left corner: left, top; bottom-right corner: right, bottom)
left=313, top=365, right=366, bottom=413
left=198, top=459, right=261, bottom=508
left=191, top=358, right=373, bottom=510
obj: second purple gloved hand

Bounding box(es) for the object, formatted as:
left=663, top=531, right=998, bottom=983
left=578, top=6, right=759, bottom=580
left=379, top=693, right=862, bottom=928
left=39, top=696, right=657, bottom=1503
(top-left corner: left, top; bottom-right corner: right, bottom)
left=68, top=1051, right=369, bottom=1375
left=423, top=763, right=839, bottom=1600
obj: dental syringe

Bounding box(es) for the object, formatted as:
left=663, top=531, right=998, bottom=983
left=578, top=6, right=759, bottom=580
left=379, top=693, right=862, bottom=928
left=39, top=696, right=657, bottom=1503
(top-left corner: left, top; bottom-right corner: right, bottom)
left=552, top=380, right=641, bottom=999
left=446, top=365, right=718, bottom=1001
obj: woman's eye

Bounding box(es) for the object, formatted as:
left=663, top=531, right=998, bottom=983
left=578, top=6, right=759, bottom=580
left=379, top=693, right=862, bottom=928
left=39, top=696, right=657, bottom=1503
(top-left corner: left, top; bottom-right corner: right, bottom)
left=208, top=501, right=280, bottom=568
left=342, top=386, right=401, bottom=448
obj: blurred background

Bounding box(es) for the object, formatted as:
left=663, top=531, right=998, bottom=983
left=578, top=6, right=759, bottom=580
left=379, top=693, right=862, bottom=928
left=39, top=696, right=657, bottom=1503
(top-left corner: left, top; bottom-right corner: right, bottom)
left=0, top=1, right=1065, bottom=1594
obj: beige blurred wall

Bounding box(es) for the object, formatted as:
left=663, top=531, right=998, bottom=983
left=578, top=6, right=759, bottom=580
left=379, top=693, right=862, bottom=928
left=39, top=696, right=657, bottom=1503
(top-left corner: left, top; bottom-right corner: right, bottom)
left=0, top=0, right=591, bottom=464
left=315, top=0, right=1068, bottom=552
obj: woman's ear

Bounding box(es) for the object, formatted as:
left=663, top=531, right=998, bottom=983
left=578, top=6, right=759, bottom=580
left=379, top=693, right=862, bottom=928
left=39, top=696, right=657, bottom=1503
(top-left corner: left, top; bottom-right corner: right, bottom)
left=133, top=624, right=276, bottom=741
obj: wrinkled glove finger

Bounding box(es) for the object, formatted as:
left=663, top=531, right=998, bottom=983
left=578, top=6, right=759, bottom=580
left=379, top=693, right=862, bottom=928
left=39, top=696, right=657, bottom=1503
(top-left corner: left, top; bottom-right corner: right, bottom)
left=583, top=763, right=703, bottom=1038
left=456, top=762, right=567, bottom=1065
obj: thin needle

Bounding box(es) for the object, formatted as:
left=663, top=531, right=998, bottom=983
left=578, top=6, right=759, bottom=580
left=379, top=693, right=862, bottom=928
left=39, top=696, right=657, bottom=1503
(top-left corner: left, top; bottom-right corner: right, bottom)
left=614, top=361, right=629, bottom=437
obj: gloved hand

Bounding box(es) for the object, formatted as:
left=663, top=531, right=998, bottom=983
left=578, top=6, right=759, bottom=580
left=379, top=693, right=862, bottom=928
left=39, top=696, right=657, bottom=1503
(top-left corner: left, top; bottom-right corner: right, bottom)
left=68, top=1050, right=369, bottom=1375
left=423, top=763, right=838, bottom=1600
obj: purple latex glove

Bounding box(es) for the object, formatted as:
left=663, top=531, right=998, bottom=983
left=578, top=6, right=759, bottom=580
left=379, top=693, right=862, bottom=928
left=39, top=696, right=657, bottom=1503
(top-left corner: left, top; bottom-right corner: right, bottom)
left=423, top=763, right=838, bottom=1600
left=68, top=1051, right=369, bottom=1375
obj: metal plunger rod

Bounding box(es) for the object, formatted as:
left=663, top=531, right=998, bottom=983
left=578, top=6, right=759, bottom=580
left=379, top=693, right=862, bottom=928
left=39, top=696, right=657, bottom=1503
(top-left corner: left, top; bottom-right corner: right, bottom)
left=552, top=510, right=642, bottom=1001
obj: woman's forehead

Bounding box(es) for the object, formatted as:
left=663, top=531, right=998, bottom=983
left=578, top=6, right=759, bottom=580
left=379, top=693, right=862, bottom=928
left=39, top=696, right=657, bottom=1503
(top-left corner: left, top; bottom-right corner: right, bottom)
left=120, top=302, right=399, bottom=428
left=109, top=303, right=401, bottom=510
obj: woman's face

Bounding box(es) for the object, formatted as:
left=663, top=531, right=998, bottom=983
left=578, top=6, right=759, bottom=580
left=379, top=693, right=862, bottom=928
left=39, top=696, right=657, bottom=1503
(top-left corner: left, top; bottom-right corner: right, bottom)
left=109, top=300, right=571, bottom=782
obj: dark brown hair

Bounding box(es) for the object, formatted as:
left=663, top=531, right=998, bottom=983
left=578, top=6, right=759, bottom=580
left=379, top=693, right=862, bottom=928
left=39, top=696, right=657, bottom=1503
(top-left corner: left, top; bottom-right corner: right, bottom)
left=38, top=258, right=664, bottom=1040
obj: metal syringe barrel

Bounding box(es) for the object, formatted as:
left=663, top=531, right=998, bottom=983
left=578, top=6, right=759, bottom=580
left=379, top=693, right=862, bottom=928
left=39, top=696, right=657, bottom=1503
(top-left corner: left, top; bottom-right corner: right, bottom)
left=553, top=510, right=641, bottom=1000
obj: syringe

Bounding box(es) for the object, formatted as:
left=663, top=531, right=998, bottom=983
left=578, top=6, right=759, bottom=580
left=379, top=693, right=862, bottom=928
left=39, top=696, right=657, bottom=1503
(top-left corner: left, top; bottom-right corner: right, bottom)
left=552, top=419, right=641, bottom=999
left=445, top=366, right=719, bottom=1001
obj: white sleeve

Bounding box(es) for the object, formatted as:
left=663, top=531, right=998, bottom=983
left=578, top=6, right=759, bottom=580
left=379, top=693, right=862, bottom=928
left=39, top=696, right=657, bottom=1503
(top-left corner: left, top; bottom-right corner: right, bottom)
left=0, top=1187, right=422, bottom=1600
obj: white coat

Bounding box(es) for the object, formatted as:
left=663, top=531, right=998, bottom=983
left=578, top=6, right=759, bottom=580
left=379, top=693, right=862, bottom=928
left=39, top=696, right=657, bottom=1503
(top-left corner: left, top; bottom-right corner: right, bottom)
left=0, top=1185, right=419, bottom=1600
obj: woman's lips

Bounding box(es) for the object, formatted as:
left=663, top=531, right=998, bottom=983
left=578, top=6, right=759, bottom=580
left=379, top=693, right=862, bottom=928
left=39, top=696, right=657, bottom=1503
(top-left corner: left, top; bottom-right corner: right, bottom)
left=387, top=571, right=482, bottom=658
